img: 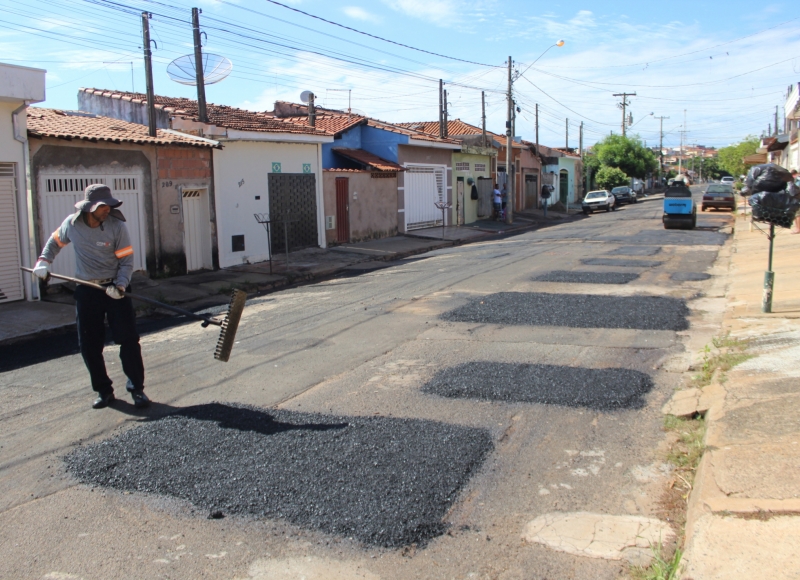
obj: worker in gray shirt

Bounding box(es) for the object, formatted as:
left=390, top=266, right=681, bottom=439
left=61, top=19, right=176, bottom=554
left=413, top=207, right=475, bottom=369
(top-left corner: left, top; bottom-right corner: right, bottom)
left=33, top=184, right=149, bottom=409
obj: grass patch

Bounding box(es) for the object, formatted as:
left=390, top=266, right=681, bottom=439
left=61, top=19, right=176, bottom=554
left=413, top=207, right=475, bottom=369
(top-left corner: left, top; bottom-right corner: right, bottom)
left=629, top=543, right=683, bottom=580
left=665, top=415, right=706, bottom=472
left=692, top=333, right=752, bottom=388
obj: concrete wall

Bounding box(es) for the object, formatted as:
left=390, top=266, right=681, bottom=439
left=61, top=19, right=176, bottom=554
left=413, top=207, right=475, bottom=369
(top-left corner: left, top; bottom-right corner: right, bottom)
left=452, top=152, right=492, bottom=225
left=362, top=125, right=406, bottom=162
left=322, top=171, right=398, bottom=244
left=79, top=91, right=171, bottom=129
left=0, top=63, right=46, bottom=103
left=212, top=140, right=323, bottom=268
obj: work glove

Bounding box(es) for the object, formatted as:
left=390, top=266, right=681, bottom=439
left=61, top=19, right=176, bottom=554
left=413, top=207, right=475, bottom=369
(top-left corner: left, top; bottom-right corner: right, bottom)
left=32, top=260, right=50, bottom=280
left=106, top=285, right=125, bottom=300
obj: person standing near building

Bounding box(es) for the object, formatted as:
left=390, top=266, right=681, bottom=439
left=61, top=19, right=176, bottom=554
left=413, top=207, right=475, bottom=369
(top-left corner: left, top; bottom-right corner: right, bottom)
left=32, top=184, right=149, bottom=409
left=493, top=183, right=502, bottom=220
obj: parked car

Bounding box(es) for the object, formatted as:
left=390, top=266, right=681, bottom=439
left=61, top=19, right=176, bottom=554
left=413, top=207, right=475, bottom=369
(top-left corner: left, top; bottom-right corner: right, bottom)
left=611, top=185, right=637, bottom=204
left=701, top=184, right=735, bottom=211
left=720, top=176, right=735, bottom=185
left=582, top=190, right=616, bottom=214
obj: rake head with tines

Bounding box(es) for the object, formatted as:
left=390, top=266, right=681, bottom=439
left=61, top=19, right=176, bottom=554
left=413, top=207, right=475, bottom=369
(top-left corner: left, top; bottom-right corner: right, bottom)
left=213, top=289, right=247, bottom=362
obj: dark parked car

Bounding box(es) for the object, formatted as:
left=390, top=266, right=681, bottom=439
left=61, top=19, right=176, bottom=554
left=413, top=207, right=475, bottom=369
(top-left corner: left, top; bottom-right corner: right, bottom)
left=701, top=184, right=735, bottom=211
left=611, top=186, right=637, bottom=204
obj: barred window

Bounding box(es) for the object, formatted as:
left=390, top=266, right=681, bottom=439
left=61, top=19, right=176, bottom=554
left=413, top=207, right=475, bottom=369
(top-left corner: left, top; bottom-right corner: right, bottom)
left=474, top=163, right=487, bottom=172
left=455, top=162, right=470, bottom=172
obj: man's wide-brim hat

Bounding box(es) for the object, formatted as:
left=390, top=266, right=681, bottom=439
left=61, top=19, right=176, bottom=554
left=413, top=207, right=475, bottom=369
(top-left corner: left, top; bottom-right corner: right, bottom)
left=75, top=184, right=123, bottom=213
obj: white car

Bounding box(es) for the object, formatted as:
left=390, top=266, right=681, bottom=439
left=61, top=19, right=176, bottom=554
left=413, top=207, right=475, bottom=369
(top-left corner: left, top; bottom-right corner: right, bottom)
left=582, top=190, right=616, bottom=214
left=720, top=176, right=735, bottom=185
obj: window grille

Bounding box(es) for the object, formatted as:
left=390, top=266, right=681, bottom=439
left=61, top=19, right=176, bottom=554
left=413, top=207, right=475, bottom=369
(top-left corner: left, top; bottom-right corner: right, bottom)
left=114, top=177, right=137, bottom=191
left=455, top=162, right=470, bottom=171
left=0, top=163, right=16, bottom=177
left=474, top=163, right=486, bottom=172
left=45, top=177, right=106, bottom=193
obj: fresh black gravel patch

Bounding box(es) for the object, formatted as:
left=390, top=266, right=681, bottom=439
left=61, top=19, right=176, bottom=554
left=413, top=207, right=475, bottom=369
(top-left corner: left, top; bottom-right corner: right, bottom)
left=581, top=258, right=663, bottom=268
left=671, top=272, right=711, bottom=281
left=441, top=292, right=689, bottom=331
left=533, top=271, right=640, bottom=285
left=423, top=362, right=654, bottom=410
left=64, top=403, right=493, bottom=548
left=607, top=246, right=662, bottom=256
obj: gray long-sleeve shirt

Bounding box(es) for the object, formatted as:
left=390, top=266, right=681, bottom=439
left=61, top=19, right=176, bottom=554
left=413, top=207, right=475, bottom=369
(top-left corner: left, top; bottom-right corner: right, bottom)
left=40, top=211, right=134, bottom=288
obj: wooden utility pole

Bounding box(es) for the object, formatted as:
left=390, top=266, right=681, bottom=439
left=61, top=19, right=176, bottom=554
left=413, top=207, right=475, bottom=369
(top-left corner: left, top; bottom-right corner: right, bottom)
left=481, top=91, right=486, bottom=147
left=438, top=79, right=443, bottom=138
left=505, top=56, right=514, bottom=224
left=654, top=115, right=669, bottom=186
left=141, top=12, right=157, bottom=137
left=192, top=7, right=208, bottom=123
left=613, top=92, right=636, bottom=137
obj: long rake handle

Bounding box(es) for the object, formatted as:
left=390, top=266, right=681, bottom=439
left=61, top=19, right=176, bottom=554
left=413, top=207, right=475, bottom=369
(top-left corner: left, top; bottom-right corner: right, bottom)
left=21, top=267, right=222, bottom=327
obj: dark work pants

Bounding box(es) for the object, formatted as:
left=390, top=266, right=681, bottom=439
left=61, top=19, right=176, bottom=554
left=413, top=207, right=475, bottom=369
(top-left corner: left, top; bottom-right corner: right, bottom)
left=74, top=284, right=145, bottom=395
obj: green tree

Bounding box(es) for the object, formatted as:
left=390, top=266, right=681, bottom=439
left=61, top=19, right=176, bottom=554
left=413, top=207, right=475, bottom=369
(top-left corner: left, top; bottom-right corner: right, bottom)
left=595, top=166, right=629, bottom=190
left=717, top=136, right=760, bottom=179
left=689, top=156, right=726, bottom=180
left=593, top=134, right=659, bottom=178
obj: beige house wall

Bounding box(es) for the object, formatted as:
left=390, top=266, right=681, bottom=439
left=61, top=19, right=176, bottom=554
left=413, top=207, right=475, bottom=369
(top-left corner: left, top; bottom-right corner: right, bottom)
left=323, top=171, right=398, bottom=244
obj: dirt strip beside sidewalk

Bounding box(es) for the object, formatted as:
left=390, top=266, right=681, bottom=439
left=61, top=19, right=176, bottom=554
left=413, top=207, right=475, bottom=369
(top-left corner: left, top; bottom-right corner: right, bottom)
left=681, top=214, right=800, bottom=579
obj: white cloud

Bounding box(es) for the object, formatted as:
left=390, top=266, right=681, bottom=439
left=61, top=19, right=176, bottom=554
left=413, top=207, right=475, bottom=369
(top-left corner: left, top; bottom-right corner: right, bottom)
left=342, top=6, right=382, bottom=24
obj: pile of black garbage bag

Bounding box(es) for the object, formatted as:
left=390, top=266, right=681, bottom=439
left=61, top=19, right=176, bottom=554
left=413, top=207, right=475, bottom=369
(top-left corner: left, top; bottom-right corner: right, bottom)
left=744, top=164, right=799, bottom=228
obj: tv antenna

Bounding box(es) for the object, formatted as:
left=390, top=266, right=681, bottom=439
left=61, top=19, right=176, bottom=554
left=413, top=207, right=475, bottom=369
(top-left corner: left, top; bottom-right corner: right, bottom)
left=326, top=88, right=352, bottom=117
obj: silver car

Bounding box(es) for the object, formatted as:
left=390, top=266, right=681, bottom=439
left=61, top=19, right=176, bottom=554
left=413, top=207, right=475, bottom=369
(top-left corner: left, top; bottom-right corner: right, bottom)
left=582, top=190, right=617, bottom=214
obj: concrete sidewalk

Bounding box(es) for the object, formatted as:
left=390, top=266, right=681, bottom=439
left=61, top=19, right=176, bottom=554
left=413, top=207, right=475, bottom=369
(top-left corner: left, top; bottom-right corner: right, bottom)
left=679, top=211, right=800, bottom=578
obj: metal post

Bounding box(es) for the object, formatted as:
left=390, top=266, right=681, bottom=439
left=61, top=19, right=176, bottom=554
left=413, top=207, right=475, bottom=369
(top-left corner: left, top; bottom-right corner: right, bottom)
left=192, top=7, right=208, bottom=123
left=505, top=56, right=514, bottom=224
left=141, top=12, right=157, bottom=137
left=762, top=223, right=775, bottom=313
left=443, top=89, right=448, bottom=137
left=481, top=91, right=486, bottom=148
left=438, top=79, right=444, bottom=138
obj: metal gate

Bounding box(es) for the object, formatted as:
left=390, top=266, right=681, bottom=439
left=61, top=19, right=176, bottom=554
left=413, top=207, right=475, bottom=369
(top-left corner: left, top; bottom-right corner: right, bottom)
left=559, top=170, right=569, bottom=205
left=268, top=173, right=318, bottom=253
left=524, top=173, right=539, bottom=210
left=476, top=177, right=493, bottom=217
left=405, top=165, right=444, bottom=230
left=182, top=188, right=212, bottom=271
left=335, top=177, right=349, bottom=243
left=0, top=164, right=23, bottom=303
left=39, top=173, right=146, bottom=282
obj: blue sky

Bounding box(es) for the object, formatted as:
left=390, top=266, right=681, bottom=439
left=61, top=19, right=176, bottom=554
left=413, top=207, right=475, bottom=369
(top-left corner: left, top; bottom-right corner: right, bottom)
left=2, top=0, right=798, bottom=149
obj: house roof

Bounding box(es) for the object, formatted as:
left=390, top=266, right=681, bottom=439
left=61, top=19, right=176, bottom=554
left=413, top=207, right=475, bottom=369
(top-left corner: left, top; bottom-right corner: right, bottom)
left=366, top=118, right=462, bottom=146
left=331, top=148, right=404, bottom=171
left=79, top=88, right=328, bottom=136
left=271, top=101, right=366, bottom=136
left=397, top=119, right=486, bottom=137
left=26, top=108, right=220, bottom=148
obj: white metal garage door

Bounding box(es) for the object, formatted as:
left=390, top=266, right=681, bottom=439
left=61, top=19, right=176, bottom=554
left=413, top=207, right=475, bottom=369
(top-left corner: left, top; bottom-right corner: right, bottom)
left=0, top=164, right=24, bottom=303
left=39, top=173, right=146, bottom=282
left=405, top=165, right=445, bottom=230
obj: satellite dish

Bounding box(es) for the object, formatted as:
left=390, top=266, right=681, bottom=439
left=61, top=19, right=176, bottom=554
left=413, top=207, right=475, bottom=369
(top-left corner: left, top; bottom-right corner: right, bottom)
left=167, top=54, right=232, bottom=86
left=300, top=90, right=314, bottom=103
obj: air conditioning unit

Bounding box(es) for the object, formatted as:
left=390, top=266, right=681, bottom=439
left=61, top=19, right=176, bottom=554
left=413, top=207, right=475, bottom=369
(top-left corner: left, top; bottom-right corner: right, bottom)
left=325, top=215, right=336, bottom=230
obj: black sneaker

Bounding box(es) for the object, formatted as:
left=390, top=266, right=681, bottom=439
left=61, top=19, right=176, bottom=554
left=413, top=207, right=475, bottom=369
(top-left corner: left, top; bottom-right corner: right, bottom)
left=130, top=390, right=150, bottom=408
left=92, top=391, right=115, bottom=409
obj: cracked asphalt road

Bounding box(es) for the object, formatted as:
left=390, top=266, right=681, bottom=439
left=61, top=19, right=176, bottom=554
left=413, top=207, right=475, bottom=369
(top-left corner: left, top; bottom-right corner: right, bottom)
left=0, top=189, right=734, bottom=579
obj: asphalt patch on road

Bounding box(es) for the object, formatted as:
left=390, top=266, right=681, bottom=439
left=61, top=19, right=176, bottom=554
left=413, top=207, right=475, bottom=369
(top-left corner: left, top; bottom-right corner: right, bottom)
left=607, top=246, right=662, bottom=256
left=423, top=362, right=654, bottom=410
left=65, top=403, right=493, bottom=549
left=671, top=272, right=711, bottom=281
left=581, top=258, right=663, bottom=268
left=533, top=271, right=640, bottom=285
left=442, top=292, right=689, bottom=331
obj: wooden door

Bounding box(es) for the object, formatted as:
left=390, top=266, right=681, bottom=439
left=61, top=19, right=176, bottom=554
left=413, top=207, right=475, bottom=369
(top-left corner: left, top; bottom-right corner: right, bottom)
left=335, top=177, right=349, bottom=243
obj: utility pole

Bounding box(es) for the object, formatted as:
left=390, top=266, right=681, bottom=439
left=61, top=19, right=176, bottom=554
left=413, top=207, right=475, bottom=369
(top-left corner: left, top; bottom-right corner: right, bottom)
left=505, top=56, right=514, bottom=224
left=613, top=92, right=636, bottom=137
left=535, top=103, right=539, bottom=151
left=565, top=118, right=569, bottom=150
left=775, top=105, right=779, bottom=136
left=679, top=109, right=686, bottom=175
left=579, top=121, right=584, bottom=198
left=654, top=116, right=669, bottom=187
left=481, top=91, right=486, bottom=147
left=438, top=79, right=443, bottom=138
left=443, top=89, right=448, bottom=137
left=141, top=12, right=157, bottom=137
left=192, top=7, right=208, bottom=123
left=307, top=92, right=316, bottom=127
